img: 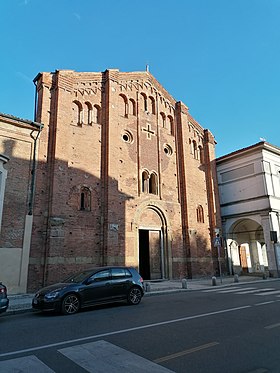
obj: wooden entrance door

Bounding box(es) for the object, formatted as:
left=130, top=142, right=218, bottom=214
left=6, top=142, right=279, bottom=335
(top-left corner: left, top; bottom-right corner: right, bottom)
left=239, top=245, right=248, bottom=273
left=139, top=229, right=162, bottom=280
left=149, top=230, right=162, bottom=280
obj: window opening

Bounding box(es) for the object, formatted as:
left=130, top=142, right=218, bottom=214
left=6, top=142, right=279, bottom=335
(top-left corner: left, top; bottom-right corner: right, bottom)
left=85, top=102, right=93, bottom=125
left=149, top=173, right=158, bottom=195
left=196, top=205, right=204, bottom=223
left=80, top=187, right=91, bottom=211
left=73, top=101, right=83, bottom=126
left=142, top=171, right=149, bottom=193
left=129, top=99, right=136, bottom=116
left=93, top=105, right=101, bottom=124
left=141, top=93, right=148, bottom=112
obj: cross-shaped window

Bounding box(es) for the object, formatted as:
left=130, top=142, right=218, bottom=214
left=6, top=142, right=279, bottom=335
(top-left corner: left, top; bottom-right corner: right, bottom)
left=142, top=123, right=155, bottom=139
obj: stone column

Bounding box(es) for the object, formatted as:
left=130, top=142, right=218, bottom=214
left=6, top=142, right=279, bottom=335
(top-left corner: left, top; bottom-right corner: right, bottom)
left=261, top=214, right=278, bottom=277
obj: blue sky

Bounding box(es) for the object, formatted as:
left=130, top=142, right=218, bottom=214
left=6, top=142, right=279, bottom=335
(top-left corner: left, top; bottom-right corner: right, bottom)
left=1, top=0, right=279, bottom=157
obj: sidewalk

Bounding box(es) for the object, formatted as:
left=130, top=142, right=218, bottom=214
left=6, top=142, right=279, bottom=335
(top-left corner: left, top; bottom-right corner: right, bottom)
left=4, top=275, right=280, bottom=316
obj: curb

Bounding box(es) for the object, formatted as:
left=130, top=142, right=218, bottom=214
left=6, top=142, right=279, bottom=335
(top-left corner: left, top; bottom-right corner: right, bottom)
left=3, top=278, right=280, bottom=316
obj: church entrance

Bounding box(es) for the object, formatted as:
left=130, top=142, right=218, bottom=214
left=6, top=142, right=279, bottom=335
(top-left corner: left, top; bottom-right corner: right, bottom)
left=139, top=229, right=162, bottom=280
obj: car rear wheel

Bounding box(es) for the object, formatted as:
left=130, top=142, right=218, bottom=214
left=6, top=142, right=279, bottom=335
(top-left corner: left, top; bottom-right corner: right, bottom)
left=61, top=294, right=80, bottom=315
left=127, top=287, right=142, bottom=305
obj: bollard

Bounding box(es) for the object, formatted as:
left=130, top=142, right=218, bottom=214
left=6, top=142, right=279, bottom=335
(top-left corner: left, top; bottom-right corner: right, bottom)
left=212, top=276, right=217, bottom=286
left=145, top=282, right=151, bottom=292
left=182, top=278, right=187, bottom=289
left=234, top=274, right=239, bottom=283
left=262, top=272, right=267, bottom=280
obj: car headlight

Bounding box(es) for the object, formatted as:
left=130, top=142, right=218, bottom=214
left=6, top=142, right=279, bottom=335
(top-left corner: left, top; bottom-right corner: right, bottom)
left=44, top=291, right=60, bottom=300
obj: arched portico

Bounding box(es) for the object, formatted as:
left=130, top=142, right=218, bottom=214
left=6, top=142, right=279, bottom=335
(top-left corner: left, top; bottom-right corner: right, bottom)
left=225, top=218, right=268, bottom=275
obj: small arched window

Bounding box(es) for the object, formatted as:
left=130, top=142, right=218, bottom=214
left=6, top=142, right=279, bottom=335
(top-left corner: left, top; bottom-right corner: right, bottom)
left=93, top=104, right=101, bottom=124
left=119, top=94, right=128, bottom=117
left=189, top=139, right=193, bottom=154
left=160, top=112, right=166, bottom=128
left=193, top=140, right=198, bottom=159
left=196, top=205, right=204, bottom=223
left=142, top=170, right=149, bottom=193
left=149, top=96, right=156, bottom=114
left=198, top=145, right=204, bottom=164
left=85, top=102, right=93, bottom=125
left=167, top=115, right=174, bottom=135
left=73, top=100, right=83, bottom=126
left=80, top=187, right=91, bottom=211
left=129, top=98, right=136, bottom=116
left=140, top=93, right=148, bottom=112
left=149, top=172, right=158, bottom=195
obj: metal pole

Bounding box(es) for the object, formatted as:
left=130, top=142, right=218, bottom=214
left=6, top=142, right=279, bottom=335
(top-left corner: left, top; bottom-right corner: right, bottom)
left=218, top=244, right=222, bottom=284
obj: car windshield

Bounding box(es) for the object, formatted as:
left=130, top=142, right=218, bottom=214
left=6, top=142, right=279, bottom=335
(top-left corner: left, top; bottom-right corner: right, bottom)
left=63, top=270, right=93, bottom=283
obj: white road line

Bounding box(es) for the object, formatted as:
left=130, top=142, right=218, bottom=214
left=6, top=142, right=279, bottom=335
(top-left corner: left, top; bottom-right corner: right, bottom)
left=0, top=305, right=251, bottom=358
left=264, top=322, right=280, bottom=330
left=255, top=290, right=280, bottom=296
left=202, top=287, right=240, bottom=293
left=218, top=287, right=255, bottom=293
left=235, top=288, right=274, bottom=295
left=254, top=301, right=276, bottom=306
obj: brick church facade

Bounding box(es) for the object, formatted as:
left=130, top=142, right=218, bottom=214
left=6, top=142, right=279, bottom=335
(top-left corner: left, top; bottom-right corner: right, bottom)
left=28, top=68, right=221, bottom=290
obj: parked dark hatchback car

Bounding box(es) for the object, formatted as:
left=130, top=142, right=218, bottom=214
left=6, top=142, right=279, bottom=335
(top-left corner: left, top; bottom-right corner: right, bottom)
left=0, top=282, right=9, bottom=314
left=32, top=266, right=144, bottom=315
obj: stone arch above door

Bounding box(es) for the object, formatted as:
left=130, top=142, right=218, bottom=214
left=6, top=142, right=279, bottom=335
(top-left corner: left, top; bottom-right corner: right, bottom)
left=139, top=207, right=162, bottom=228
left=132, top=201, right=169, bottom=230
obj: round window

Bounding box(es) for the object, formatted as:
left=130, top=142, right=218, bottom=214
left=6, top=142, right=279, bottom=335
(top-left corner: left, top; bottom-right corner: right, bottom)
left=163, top=144, right=173, bottom=156
left=122, top=130, right=133, bottom=144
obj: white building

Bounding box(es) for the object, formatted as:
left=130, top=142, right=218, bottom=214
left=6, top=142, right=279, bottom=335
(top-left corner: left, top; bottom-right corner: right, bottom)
left=216, top=142, right=280, bottom=277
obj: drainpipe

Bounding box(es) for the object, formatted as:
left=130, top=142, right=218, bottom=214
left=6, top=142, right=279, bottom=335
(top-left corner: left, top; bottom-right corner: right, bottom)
left=28, top=124, right=43, bottom=215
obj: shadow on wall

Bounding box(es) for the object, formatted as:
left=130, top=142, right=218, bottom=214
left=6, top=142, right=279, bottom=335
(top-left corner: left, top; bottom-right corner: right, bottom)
left=0, top=137, right=133, bottom=293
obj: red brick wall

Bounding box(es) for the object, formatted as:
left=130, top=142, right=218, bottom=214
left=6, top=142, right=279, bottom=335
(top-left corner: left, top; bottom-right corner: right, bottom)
left=28, top=69, right=221, bottom=290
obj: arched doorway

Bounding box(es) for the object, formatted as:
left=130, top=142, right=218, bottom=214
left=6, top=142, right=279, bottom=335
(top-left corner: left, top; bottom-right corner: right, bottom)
left=137, top=206, right=168, bottom=280
left=227, top=218, right=268, bottom=274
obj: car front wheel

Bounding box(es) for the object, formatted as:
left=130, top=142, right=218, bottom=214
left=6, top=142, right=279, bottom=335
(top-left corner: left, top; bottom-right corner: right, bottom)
left=61, top=294, right=80, bottom=315
left=127, top=287, right=142, bottom=305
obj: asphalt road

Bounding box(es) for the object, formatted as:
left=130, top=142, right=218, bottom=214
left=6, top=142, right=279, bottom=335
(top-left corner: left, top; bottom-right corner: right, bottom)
left=1, top=280, right=280, bottom=372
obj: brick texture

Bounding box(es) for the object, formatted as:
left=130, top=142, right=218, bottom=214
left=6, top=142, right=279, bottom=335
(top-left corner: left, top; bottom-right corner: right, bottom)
left=28, top=69, right=222, bottom=290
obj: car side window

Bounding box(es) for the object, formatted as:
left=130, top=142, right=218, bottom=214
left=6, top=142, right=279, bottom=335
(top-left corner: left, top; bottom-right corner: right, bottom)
left=111, top=268, right=132, bottom=279
left=124, top=268, right=132, bottom=278
left=90, top=270, right=111, bottom=282
left=111, top=268, right=126, bottom=279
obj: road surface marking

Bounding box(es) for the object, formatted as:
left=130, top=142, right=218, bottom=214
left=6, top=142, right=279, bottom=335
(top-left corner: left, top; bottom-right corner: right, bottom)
left=0, top=355, right=54, bottom=372
left=264, top=322, right=280, bottom=329
left=203, top=287, right=240, bottom=293
left=254, top=301, right=276, bottom=306
left=154, top=341, right=219, bottom=363
left=59, top=340, right=174, bottom=372
left=235, top=288, right=274, bottom=294
left=0, top=305, right=251, bottom=358
left=256, top=290, right=280, bottom=296
left=218, top=287, right=255, bottom=293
